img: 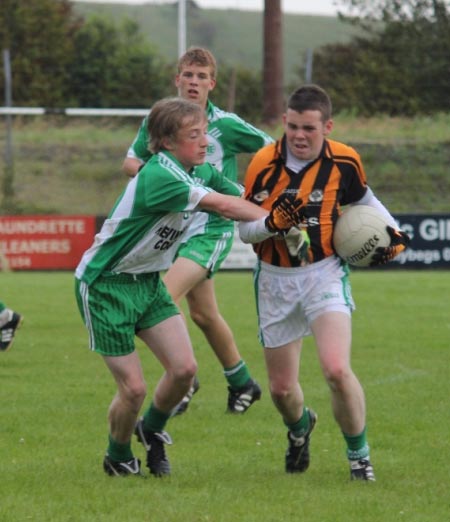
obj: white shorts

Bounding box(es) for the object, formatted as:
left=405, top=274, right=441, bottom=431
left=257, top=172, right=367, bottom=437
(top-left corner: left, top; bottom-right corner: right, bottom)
left=254, top=256, right=355, bottom=348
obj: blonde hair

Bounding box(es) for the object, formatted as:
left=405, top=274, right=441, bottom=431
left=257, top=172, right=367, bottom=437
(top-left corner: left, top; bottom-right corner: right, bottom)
left=147, top=97, right=204, bottom=153
left=177, top=46, right=217, bottom=79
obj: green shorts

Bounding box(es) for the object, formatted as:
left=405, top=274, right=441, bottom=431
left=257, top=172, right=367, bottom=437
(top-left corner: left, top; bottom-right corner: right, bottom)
left=75, top=272, right=179, bottom=356
left=175, top=230, right=234, bottom=278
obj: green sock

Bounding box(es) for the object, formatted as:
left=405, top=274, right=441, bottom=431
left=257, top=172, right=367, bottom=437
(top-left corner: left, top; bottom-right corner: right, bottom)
left=285, top=407, right=311, bottom=437
left=107, top=434, right=133, bottom=462
left=343, top=427, right=370, bottom=460
left=142, top=402, right=170, bottom=433
left=224, top=360, right=251, bottom=389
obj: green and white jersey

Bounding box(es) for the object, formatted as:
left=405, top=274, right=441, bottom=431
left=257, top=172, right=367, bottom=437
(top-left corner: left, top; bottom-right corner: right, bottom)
left=76, top=151, right=241, bottom=285
left=126, top=100, right=273, bottom=239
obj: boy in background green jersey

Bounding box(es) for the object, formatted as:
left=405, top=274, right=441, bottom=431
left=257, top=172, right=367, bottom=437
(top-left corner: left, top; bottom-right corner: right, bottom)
left=123, top=47, right=273, bottom=416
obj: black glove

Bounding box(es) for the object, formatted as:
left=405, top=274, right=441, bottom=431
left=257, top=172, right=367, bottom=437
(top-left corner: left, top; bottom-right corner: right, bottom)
left=265, top=194, right=305, bottom=234
left=370, top=226, right=410, bottom=266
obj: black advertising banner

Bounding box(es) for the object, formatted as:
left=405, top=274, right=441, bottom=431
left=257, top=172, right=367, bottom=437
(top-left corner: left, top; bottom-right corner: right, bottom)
left=389, top=214, right=450, bottom=269
left=223, top=214, right=450, bottom=270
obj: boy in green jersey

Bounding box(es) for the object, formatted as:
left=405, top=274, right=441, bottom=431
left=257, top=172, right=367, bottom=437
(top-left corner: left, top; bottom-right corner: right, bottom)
left=76, top=97, right=303, bottom=478
left=123, top=47, right=274, bottom=415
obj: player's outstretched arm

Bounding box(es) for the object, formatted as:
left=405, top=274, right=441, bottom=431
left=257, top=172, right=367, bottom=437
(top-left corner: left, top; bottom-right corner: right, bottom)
left=198, top=192, right=268, bottom=222
left=239, top=194, right=306, bottom=244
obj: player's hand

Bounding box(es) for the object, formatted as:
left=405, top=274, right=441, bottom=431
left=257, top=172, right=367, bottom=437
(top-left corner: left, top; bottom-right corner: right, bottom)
left=265, top=194, right=305, bottom=234
left=370, top=226, right=410, bottom=266
left=285, top=227, right=311, bottom=264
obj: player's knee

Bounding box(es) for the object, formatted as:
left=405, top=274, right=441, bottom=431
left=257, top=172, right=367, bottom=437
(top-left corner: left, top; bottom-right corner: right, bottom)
left=189, top=307, right=215, bottom=329
left=269, top=380, right=294, bottom=402
left=122, top=380, right=147, bottom=412
left=323, top=363, right=351, bottom=391
left=173, top=360, right=198, bottom=384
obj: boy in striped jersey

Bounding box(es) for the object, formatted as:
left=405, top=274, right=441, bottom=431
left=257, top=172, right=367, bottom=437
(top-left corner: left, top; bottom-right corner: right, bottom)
left=75, top=97, right=301, bottom=478
left=239, top=84, right=409, bottom=481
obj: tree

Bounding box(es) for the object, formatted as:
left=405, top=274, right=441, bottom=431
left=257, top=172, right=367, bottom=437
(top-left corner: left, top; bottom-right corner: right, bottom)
left=67, top=16, right=169, bottom=108
left=213, top=64, right=264, bottom=122
left=311, top=0, right=450, bottom=115
left=0, top=1, right=266, bottom=120
left=0, top=1, right=170, bottom=108
left=0, top=0, right=81, bottom=106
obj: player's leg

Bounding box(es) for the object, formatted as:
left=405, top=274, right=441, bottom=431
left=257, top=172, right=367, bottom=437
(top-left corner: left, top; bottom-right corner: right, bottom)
left=162, top=257, right=207, bottom=413
left=311, top=311, right=375, bottom=481
left=102, top=351, right=146, bottom=476
left=255, top=263, right=317, bottom=473
left=187, top=277, right=240, bottom=367
left=264, top=340, right=317, bottom=473
left=75, top=277, right=144, bottom=475
left=263, top=340, right=303, bottom=422
left=135, top=314, right=198, bottom=476
left=163, top=256, right=207, bottom=310
left=104, top=352, right=147, bottom=444
left=138, top=314, right=197, bottom=413
left=164, top=257, right=242, bottom=369
left=164, top=256, right=261, bottom=414
left=312, top=312, right=365, bottom=433
left=186, top=277, right=261, bottom=413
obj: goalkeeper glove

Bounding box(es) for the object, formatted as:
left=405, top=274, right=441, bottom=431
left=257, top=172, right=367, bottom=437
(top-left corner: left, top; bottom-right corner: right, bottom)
left=285, top=227, right=311, bottom=265
left=370, top=226, right=410, bottom=266
left=265, top=194, right=305, bottom=234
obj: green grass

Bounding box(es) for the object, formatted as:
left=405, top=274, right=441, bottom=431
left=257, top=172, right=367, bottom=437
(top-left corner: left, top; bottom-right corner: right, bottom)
left=1, top=270, right=449, bottom=521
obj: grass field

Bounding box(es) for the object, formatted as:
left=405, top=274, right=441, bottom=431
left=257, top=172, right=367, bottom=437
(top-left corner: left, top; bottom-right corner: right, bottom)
left=1, top=270, right=449, bottom=521
left=2, top=114, right=449, bottom=215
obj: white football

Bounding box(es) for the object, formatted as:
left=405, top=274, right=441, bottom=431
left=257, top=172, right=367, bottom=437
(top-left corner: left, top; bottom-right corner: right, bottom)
left=333, top=205, right=391, bottom=267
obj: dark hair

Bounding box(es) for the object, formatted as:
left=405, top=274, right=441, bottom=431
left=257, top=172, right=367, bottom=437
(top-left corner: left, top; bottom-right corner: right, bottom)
left=287, top=84, right=332, bottom=122
left=147, top=97, right=204, bottom=153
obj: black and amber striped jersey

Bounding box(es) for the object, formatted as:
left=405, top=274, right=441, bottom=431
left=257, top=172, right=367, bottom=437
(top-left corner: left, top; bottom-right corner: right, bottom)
left=243, top=136, right=368, bottom=267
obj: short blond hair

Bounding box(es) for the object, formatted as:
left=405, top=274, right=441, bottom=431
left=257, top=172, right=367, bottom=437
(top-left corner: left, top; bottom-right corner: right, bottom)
left=147, top=97, right=204, bottom=153
left=177, top=46, right=217, bottom=79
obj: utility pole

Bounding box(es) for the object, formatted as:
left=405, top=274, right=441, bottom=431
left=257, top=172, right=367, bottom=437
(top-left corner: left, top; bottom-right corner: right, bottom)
left=262, top=0, right=283, bottom=126
left=178, top=0, right=186, bottom=57
left=305, top=48, right=313, bottom=83
left=2, top=48, right=15, bottom=211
